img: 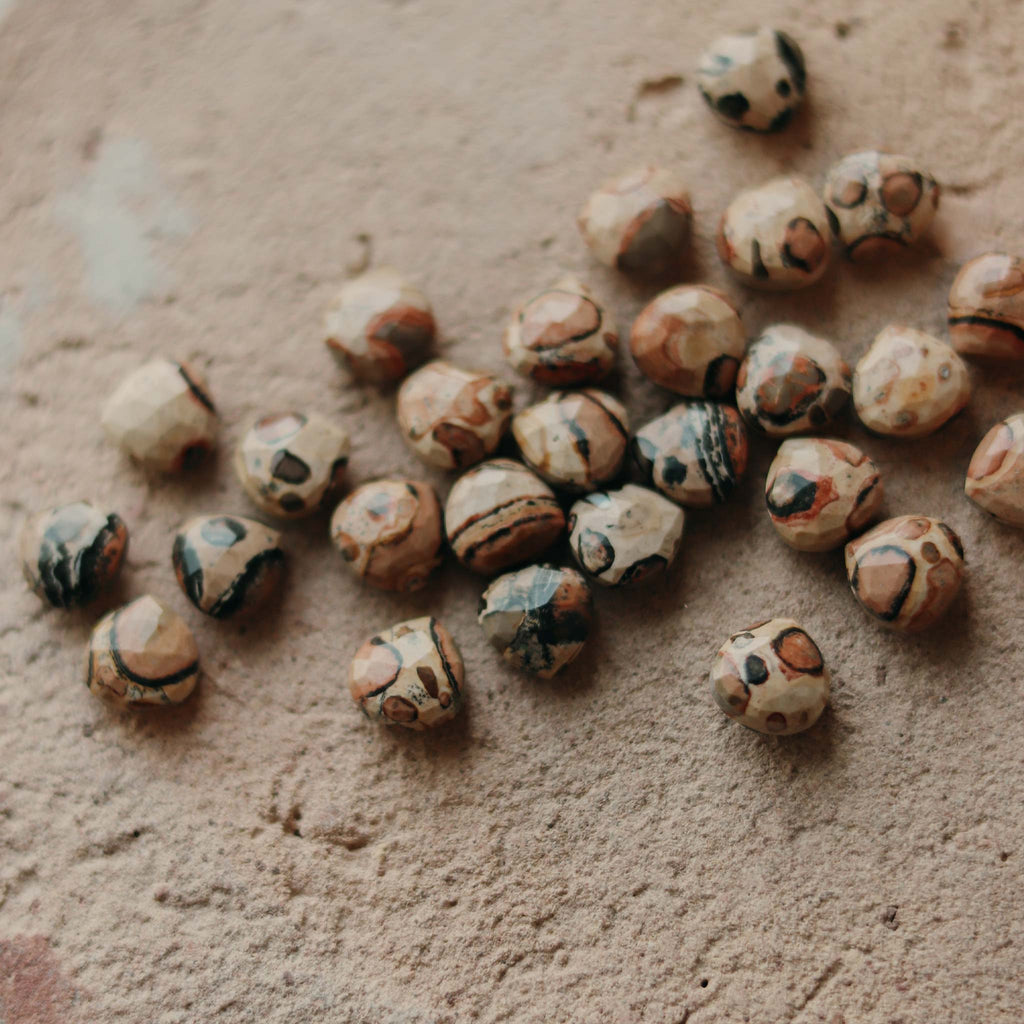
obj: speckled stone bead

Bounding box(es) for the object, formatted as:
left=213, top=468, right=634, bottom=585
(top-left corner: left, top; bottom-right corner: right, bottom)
left=852, top=326, right=971, bottom=439
left=172, top=515, right=284, bottom=619
left=948, top=252, right=1024, bottom=359
left=717, top=177, right=832, bottom=290
left=568, top=484, right=684, bottom=587
left=710, top=619, right=829, bottom=736
left=577, top=166, right=693, bottom=277
left=478, top=565, right=593, bottom=678
left=632, top=401, right=748, bottom=508
left=736, top=325, right=851, bottom=436
left=823, top=151, right=939, bottom=261
left=502, top=274, right=619, bottom=386
left=235, top=412, right=350, bottom=519
left=513, top=389, right=629, bottom=492
left=765, top=438, right=883, bottom=552
left=324, top=266, right=435, bottom=384
left=629, top=285, right=745, bottom=397
left=445, top=459, right=565, bottom=575
left=397, top=360, right=513, bottom=471
left=86, top=595, right=200, bottom=708
left=845, top=515, right=965, bottom=632
left=349, top=616, right=464, bottom=730
left=101, top=359, right=217, bottom=472
left=696, top=27, right=807, bottom=133
left=965, top=413, right=1024, bottom=527
left=330, top=479, right=443, bottom=591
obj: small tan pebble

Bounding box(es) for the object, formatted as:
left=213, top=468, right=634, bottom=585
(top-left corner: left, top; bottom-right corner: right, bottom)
left=845, top=515, right=965, bottom=632
left=502, top=274, right=619, bottom=386
left=632, top=401, right=748, bottom=508
left=19, top=502, right=128, bottom=609
left=235, top=412, right=350, bottom=519
left=323, top=266, right=435, bottom=384
left=330, top=479, right=443, bottom=591
left=349, top=616, right=464, bottom=729
left=948, top=252, right=1024, bottom=359
left=513, top=389, right=629, bottom=492
left=101, top=358, right=217, bottom=472
left=396, top=360, right=513, bottom=471
left=568, top=484, right=684, bottom=587
left=710, top=618, right=829, bottom=735
left=577, top=165, right=693, bottom=277
left=629, top=285, right=745, bottom=397
left=696, top=27, right=807, bottom=133
left=823, top=151, right=939, bottom=261
left=478, top=564, right=593, bottom=678
left=86, top=595, right=200, bottom=707
left=736, top=324, right=851, bottom=436
left=852, top=325, right=970, bottom=438
left=965, top=413, right=1024, bottom=526
left=445, top=459, right=565, bottom=575
left=765, top=438, right=883, bottom=551
left=717, top=176, right=832, bottom=290
left=171, top=515, right=284, bottom=619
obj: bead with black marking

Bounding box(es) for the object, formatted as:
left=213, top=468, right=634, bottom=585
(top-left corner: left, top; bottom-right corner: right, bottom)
left=948, top=252, right=1024, bottom=360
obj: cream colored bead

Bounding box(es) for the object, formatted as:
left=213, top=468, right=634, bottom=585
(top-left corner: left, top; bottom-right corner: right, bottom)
left=965, top=413, right=1024, bottom=527
left=948, top=252, right=1024, bottom=359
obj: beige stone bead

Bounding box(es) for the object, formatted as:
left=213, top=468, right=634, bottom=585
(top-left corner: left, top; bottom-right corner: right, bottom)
left=629, top=285, right=745, bottom=397
left=85, top=595, right=200, bottom=708
left=765, top=438, right=883, bottom=552
left=948, top=252, right=1024, bottom=360
left=710, top=618, right=829, bottom=736
left=512, top=389, right=629, bottom=492
left=965, top=413, right=1024, bottom=527
left=101, top=359, right=217, bottom=472
left=396, top=360, right=513, bottom=471
left=852, top=325, right=971, bottom=438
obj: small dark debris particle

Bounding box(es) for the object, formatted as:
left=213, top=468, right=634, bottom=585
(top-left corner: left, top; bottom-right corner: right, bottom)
left=835, top=21, right=851, bottom=38
left=883, top=905, right=899, bottom=929
left=699, top=979, right=709, bottom=988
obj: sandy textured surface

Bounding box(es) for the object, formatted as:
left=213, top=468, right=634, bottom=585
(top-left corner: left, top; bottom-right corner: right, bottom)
left=1, top=1, right=1023, bottom=1021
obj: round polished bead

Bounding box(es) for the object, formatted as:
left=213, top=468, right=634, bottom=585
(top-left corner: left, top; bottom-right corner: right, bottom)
left=19, top=502, right=128, bottom=609
left=478, top=564, right=593, bottom=678
left=349, top=616, right=464, bottom=729
left=965, top=413, right=1024, bottom=527
left=845, top=515, right=965, bottom=632
left=710, top=618, right=829, bottom=735
left=765, top=438, right=883, bottom=552
left=330, top=479, right=443, bottom=591
left=630, top=285, right=745, bottom=397
left=948, top=252, right=1024, bottom=360
left=86, top=595, right=200, bottom=708
left=852, top=326, right=970, bottom=438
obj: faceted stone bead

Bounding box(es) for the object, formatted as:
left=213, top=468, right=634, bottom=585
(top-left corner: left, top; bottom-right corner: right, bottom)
left=697, top=27, right=807, bottom=133
left=577, top=165, right=693, bottom=277
left=19, top=502, right=128, bottom=609
left=948, top=252, right=1024, bottom=359
left=396, top=360, right=513, bottom=471
left=512, top=389, right=629, bottom=492
left=823, top=151, right=939, bottom=261
left=86, top=595, right=200, bottom=708
left=445, top=459, right=565, bottom=575
left=965, top=413, right=1024, bottom=527
left=710, top=618, right=830, bottom=735
left=765, top=438, right=883, bottom=552
left=632, top=401, right=748, bottom=508
left=478, top=564, right=593, bottom=678
left=845, top=515, right=965, bottom=632
left=629, top=285, right=745, bottom=397
left=349, top=616, right=464, bottom=730
left=172, top=514, right=284, bottom=619
left=323, top=266, right=435, bottom=384
left=852, top=326, right=970, bottom=438
left=502, top=274, right=618, bottom=386
left=717, top=176, right=832, bottom=290
left=101, top=359, right=217, bottom=472
left=736, top=324, right=851, bottom=436
left=235, top=412, right=350, bottom=519
left=330, top=479, right=443, bottom=591
left=568, top=484, right=684, bottom=587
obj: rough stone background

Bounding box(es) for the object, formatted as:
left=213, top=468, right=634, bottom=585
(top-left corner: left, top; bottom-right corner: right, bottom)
left=1, top=1, right=1022, bottom=1021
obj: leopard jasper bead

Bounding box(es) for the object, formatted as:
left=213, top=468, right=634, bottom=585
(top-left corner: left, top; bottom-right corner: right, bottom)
left=965, top=413, right=1024, bottom=527
left=948, top=252, right=1024, bottom=360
